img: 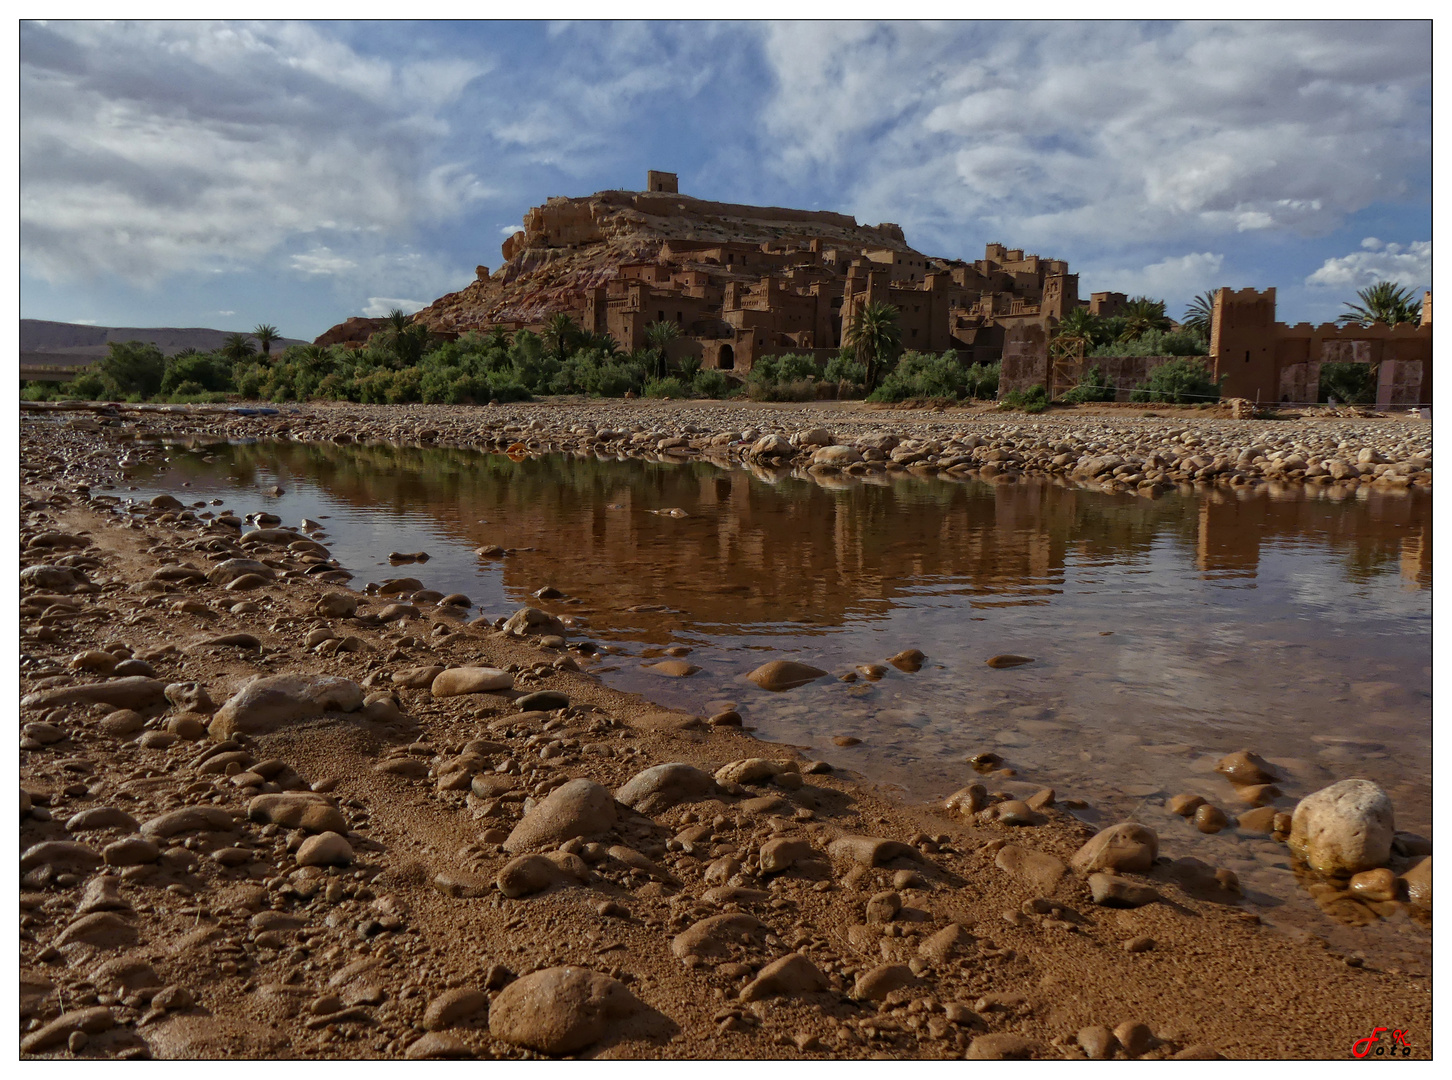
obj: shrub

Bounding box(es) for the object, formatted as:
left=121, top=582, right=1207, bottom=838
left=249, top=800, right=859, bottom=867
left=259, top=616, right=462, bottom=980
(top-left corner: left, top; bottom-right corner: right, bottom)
left=965, top=361, right=1000, bottom=399
left=99, top=341, right=166, bottom=396
left=1128, top=358, right=1222, bottom=404
left=824, top=351, right=866, bottom=384
left=746, top=354, right=821, bottom=400
left=643, top=376, right=689, bottom=399
left=1319, top=362, right=1376, bottom=405
left=868, top=351, right=972, bottom=402
left=1058, top=365, right=1116, bottom=404
left=998, top=384, right=1048, bottom=413
left=64, top=370, right=111, bottom=400
left=160, top=351, right=232, bottom=395
left=1089, top=328, right=1208, bottom=358
left=691, top=368, right=732, bottom=398
left=234, top=363, right=266, bottom=400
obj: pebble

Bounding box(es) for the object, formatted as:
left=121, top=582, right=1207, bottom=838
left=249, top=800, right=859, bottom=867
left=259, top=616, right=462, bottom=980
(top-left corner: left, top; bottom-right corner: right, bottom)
left=103, top=837, right=160, bottom=866
left=1113, top=1020, right=1155, bottom=1057
left=404, top=1032, right=473, bottom=1059
left=20, top=1006, right=115, bottom=1053
left=994, top=845, right=1067, bottom=893
left=1070, top=823, right=1158, bottom=873
left=488, top=966, right=644, bottom=1055
left=423, top=988, right=488, bottom=1030
left=1168, top=793, right=1205, bottom=817
left=672, top=913, right=766, bottom=959
left=502, top=779, right=617, bottom=853
left=1088, top=873, right=1160, bottom=908
left=740, top=953, right=830, bottom=1001
left=1348, top=867, right=1398, bottom=903
left=615, top=763, right=719, bottom=813
left=1078, top=1025, right=1118, bottom=1059
left=1194, top=804, right=1230, bottom=833
left=296, top=831, right=355, bottom=867
left=985, top=655, right=1034, bottom=669
left=431, top=667, right=514, bottom=697
left=1215, top=749, right=1278, bottom=785
left=210, top=674, right=364, bottom=737
left=247, top=793, right=347, bottom=833
left=645, top=660, right=700, bottom=677
left=745, top=660, right=829, bottom=691
left=966, top=1033, right=1041, bottom=1059
left=21, top=677, right=166, bottom=712
left=759, top=837, right=821, bottom=874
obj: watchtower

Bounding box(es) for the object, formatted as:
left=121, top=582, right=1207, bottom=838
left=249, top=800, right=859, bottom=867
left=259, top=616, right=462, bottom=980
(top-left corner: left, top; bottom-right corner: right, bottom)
left=646, top=170, right=678, bottom=194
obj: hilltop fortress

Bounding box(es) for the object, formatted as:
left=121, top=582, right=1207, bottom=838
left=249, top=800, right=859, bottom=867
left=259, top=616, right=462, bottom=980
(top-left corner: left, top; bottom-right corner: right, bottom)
left=411, top=171, right=1430, bottom=406
left=415, top=171, right=1125, bottom=372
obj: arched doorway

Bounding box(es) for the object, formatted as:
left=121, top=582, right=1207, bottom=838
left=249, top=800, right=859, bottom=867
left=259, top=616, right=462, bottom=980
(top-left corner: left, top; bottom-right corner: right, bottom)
left=719, top=344, right=735, bottom=370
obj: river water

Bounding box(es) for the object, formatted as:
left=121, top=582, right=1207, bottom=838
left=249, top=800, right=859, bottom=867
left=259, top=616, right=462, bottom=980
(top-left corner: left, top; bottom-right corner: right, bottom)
left=127, top=437, right=1432, bottom=963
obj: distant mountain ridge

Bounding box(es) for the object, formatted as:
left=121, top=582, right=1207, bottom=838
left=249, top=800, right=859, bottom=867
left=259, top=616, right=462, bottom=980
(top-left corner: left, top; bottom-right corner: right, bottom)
left=20, top=319, right=307, bottom=368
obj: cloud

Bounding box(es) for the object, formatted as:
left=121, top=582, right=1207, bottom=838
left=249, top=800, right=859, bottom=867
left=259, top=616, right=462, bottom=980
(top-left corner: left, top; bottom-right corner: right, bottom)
left=290, top=248, right=357, bottom=276
left=20, top=21, right=488, bottom=285
left=363, top=297, right=426, bottom=318
left=1305, top=239, right=1431, bottom=291
left=216, top=310, right=235, bottom=317
left=1092, top=252, right=1226, bottom=300
left=499, top=225, right=524, bottom=239
left=754, top=22, right=1430, bottom=252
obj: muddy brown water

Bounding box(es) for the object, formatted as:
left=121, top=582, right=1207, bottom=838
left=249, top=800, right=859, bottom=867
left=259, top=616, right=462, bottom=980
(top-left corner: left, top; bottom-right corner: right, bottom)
left=127, top=437, right=1431, bottom=965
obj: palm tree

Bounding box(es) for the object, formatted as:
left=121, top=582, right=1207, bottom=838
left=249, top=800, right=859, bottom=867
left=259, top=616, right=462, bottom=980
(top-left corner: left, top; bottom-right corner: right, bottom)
left=844, top=301, right=902, bottom=392
left=221, top=333, right=256, bottom=363
left=584, top=332, right=622, bottom=359
left=1118, top=296, right=1172, bottom=342
left=253, top=324, right=280, bottom=356
left=1337, top=281, right=1422, bottom=327
left=543, top=313, right=581, bottom=363
left=484, top=326, right=513, bottom=352
left=1181, top=291, right=1217, bottom=339
left=382, top=308, right=428, bottom=367
left=1053, top=307, right=1101, bottom=350
left=644, top=320, right=680, bottom=379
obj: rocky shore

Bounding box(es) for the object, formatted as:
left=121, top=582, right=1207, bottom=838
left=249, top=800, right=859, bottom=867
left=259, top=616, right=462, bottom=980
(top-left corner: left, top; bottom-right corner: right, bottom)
left=21, top=398, right=1432, bottom=497
left=18, top=407, right=1432, bottom=1060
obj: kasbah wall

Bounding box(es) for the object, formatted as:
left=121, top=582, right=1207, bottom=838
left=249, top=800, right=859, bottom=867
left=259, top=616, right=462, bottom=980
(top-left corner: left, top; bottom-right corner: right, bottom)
left=1000, top=286, right=1432, bottom=407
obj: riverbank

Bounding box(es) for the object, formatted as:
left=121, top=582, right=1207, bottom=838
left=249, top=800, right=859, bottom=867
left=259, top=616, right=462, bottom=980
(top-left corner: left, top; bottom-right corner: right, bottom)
left=18, top=411, right=1432, bottom=1060
left=21, top=397, right=1431, bottom=496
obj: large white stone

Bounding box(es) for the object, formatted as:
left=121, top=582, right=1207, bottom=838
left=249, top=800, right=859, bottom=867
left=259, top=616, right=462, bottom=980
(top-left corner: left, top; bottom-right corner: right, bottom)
left=1288, top=779, right=1394, bottom=875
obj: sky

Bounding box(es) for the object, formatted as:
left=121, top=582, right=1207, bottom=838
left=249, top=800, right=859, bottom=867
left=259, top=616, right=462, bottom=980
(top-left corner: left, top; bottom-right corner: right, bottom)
left=18, top=19, right=1433, bottom=341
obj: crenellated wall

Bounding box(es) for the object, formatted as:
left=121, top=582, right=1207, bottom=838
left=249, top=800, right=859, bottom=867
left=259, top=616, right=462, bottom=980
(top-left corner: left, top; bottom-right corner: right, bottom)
left=1211, top=288, right=1432, bottom=405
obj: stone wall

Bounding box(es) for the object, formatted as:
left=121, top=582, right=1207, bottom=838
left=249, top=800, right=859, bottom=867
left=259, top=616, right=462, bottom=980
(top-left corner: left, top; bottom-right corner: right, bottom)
left=999, top=324, right=1048, bottom=394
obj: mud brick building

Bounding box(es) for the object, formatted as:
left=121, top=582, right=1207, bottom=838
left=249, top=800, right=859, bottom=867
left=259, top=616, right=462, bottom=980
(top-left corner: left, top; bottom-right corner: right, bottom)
left=416, top=173, right=1083, bottom=373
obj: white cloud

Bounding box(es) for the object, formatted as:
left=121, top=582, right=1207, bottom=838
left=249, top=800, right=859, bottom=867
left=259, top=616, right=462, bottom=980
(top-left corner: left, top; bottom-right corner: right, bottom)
left=290, top=248, right=357, bottom=276
left=363, top=297, right=426, bottom=318
left=500, top=225, right=525, bottom=239
left=1306, top=239, right=1431, bottom=290
left=216, top=310, right=235, bottom=317
left=754, top=22, right=1429, bottom=252
left=20, top=21, right=488, bottom=285
left=1093, top=252, right=1226, bottom=300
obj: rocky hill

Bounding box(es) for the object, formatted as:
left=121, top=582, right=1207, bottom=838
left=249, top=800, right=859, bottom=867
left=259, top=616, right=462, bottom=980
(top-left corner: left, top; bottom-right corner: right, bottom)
left=415, top=187, right=921, bottom=333
left=20, top=320, right=307, bottom=370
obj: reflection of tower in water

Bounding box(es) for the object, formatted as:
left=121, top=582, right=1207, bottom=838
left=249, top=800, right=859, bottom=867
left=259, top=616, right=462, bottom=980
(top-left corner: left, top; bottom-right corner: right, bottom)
left=1400, top=527, right=1431, bottom=590
left=1195, top=496, right=1262, bottom=580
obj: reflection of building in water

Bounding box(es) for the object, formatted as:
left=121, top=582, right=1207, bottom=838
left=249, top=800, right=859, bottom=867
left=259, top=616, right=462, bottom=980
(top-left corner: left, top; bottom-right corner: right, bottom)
left=211, top=442, right=1431, bottom=638
left=1195, top=497, right=1262, bottom=578
left=1400, top=528, right=1431, bottom=589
